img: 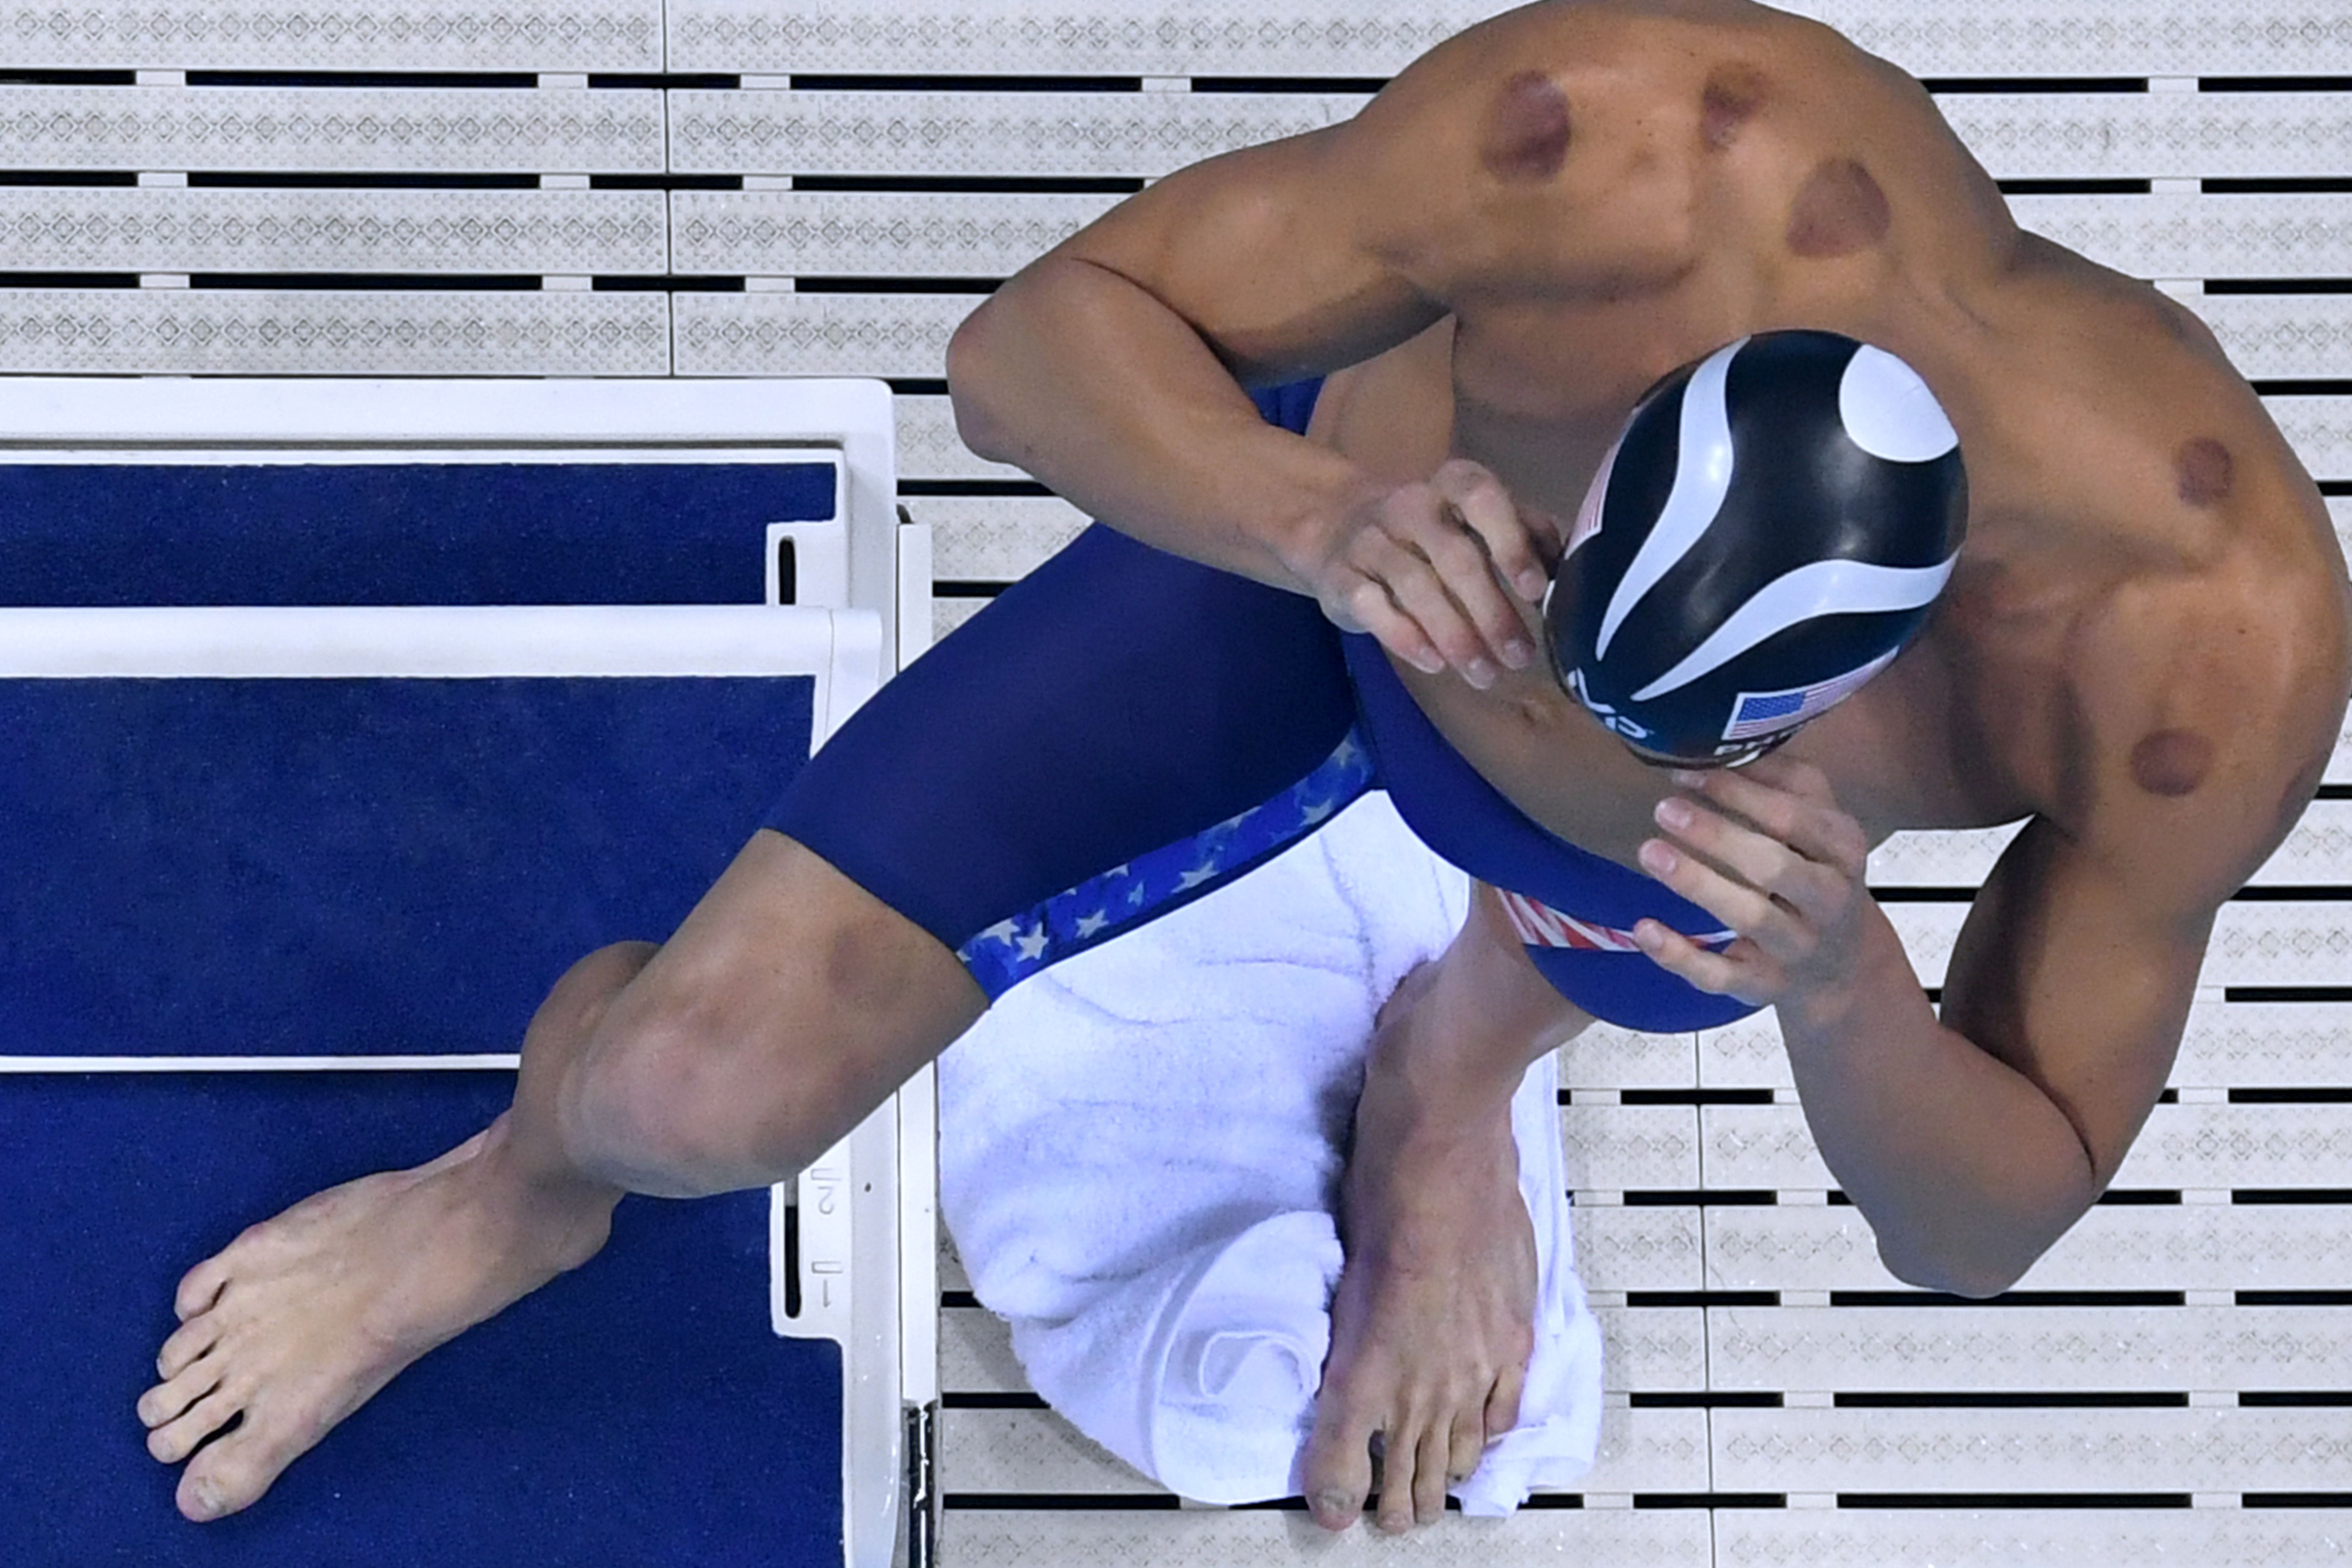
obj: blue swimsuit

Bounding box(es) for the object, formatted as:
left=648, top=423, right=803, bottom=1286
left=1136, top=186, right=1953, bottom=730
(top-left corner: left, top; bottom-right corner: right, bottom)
left=769, top=380, right=1760, bottom=1032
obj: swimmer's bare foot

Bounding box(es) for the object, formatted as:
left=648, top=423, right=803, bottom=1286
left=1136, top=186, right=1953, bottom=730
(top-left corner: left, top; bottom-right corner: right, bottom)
left=1302, top=966, right=1539, bottom=1536
left=136, top=1114, right=621, bottom=1523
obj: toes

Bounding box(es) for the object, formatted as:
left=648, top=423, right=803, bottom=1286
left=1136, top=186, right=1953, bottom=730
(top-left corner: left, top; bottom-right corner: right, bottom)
left=1301, top=1399, right=1375, bottom=1533
left=157, top=1316, right=220, bottom=1382
left=180, top=1421, right=284, bottom=1523
left=138, top=1360, right=222, bottom=1430
left=1448, top=1409, right=1488, bottom=1486
left=174, top=1256, right=230, bottom=1323
left=1410, top=1425, right=1451, bottom=1527
left=1485, top=1360, right=1527, bottom=1440
left=146, top=1385, right=237, bottom=1465
left=1374, top=1425, right=1418, bottom=1534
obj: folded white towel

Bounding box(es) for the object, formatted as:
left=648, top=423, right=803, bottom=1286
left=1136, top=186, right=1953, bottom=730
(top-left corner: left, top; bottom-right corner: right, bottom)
left=936, top=792, right=1603, bottom=1514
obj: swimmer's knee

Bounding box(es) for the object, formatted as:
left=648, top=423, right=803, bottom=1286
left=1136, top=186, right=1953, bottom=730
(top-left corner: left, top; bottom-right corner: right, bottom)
left=558, top=933, right=910, bottom=1197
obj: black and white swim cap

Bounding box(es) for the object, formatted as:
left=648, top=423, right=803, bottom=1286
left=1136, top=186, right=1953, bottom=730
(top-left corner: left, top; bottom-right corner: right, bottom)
left=1546, top=329, right=1967, bottom=767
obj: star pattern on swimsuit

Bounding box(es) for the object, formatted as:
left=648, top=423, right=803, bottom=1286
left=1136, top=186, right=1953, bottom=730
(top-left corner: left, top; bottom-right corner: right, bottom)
left=955, top=727, right=1378, bottom=997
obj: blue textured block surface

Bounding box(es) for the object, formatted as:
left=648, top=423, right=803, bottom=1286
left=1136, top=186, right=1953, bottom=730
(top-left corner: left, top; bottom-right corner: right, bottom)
left=1, top=675, right=814, bottom=1057
left=0, top=462, right=834, bottom=606
left=0, top=1072, right=843, bottom=1568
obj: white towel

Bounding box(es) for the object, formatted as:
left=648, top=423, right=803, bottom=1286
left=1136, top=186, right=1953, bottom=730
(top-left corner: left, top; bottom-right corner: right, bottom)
left=936, top=792, right=1604, bottom=1514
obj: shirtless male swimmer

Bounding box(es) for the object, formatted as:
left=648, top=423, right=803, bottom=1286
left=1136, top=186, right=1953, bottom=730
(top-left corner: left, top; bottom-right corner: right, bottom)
left=136, top=0, right=2350, bottom=1541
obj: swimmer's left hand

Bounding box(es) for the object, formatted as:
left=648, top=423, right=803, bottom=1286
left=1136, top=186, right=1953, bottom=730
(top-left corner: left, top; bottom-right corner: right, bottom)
left=1630, top=754, right=1874, bottom=1009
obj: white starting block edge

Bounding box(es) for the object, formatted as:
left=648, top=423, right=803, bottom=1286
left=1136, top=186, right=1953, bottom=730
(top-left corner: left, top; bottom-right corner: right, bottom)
left=0, top=375, right=904, bottom=663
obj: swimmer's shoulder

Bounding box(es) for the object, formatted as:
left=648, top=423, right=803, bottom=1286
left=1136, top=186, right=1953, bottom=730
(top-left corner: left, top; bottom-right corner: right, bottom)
left=2031, top=404, right=2351, bottom=905
left=1357, top=1, right=2009, bottom=301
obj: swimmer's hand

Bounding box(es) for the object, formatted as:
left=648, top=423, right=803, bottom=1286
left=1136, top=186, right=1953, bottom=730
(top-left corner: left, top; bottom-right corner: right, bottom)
left=1629, top=755, right=1876, bottom=1008
left=1301, top=460, right=1562, bottom=691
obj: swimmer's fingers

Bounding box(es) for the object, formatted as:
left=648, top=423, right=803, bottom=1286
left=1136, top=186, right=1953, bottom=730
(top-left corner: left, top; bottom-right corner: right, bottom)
left=1677, top=757, right=1870, bottom=882
left=1630, top=920, right=1778, bottom=1006
left=1327, top=566, right=1449, bottom=676
left=1431, top=459, right=1562, bottom=601
left=1340, top=516, right=1528, bottom=689
left=1637, top=764, right=1877, bottom=999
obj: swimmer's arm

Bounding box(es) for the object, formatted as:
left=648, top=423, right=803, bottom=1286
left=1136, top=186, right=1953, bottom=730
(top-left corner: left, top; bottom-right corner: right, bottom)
left=1797, top=708, right=2307, bottom=1297
left=1368, top=881, right=1593, bottom=1131
left=947, top=9, right=1696, bottom=672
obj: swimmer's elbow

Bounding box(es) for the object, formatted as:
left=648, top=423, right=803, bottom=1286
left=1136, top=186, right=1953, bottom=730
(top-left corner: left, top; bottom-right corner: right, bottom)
left=945, top=299, right=1020, bottom=465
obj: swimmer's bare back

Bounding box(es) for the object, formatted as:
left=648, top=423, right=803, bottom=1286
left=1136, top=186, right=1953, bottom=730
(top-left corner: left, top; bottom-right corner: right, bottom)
left=952, top=0, right=2352, bottom=1534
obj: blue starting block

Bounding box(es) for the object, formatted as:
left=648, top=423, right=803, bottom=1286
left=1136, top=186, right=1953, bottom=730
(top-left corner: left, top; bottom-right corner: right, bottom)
left=0, top=380, right=937, bottom=1568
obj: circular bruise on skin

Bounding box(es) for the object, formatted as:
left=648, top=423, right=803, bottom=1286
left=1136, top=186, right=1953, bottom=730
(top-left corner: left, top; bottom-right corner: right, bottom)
left=1700, top=65, right=1767, bottom=152
left=2175, top=436, right=2235, bottom=509
left=2130, top=727, right=2216, bottom=798
left=1786, top=157, right=1890, bottom=258
left=1480, top=69, right=1573, bottom=182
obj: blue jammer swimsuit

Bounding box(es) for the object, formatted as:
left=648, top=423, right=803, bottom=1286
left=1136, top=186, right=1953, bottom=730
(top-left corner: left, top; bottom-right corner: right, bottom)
left=769, top=380, right=1760, bottom=1032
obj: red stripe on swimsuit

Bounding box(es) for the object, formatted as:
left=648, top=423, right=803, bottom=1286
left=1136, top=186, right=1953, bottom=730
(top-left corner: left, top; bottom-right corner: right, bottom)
left=1495, top=887, right=1737, bottom=953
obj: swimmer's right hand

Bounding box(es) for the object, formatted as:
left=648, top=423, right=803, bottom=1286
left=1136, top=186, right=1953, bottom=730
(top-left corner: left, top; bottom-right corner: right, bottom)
left=1298, top=459, right=1563, bottom=691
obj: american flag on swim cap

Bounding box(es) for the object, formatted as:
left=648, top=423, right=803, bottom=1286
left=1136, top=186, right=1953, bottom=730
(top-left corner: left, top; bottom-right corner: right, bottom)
left=1497, top=888, right=1735, bottom=953
left=1720, top=648, right=1897, bottom=743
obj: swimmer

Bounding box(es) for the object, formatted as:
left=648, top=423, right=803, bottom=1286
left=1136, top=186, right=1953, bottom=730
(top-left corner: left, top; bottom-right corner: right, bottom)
left=139, top=0, right=2350, bottom=1541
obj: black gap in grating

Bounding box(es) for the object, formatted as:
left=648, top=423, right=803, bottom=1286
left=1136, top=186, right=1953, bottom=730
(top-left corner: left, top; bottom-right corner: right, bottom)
left=0, top=272, right=140, bottom=288
left=2237, top=1290, right=2352, bottom=1306
left=1636, top=1493, right=1786, bottom=1510
left=1633, top=1391, right=1783, bottom=1408
left=2246, top=1493, right=2352, bottom=1508
left=591, top=174, right=741, bottom=190
left=2220, top=888, right=2352, bottom=903
left=2158, top=1089, right=2180, bottom=1104
left=1922, top=987, right=1941, bottom=1007
left=1870, top=887, right=1976, bottom=903
left=588, top=74, right=739, bottom=90
left=185, top=71, right=537, bottom=88
left=1997, top=178, right=2153, bottom=195
left=1827, top=1190, right=1855, bottom=1205
left=189, top=272, right=542, bottom=291
left=899, top=479, right=1053, bottom=498
left=793, top=277, right=1002, bottom=295
left=1619, top=1088, right=1774, bottom=1106
left=884, top=377, right=952, bottom=396
left=2201, top=77, right=2352, bottom=93
left=2206, top=278, right=2352, bottom=295
left=1923, top=77, right=2148, bottom=93
left=1837, top=1391, right=2190, bottom=1408
left=781, top=1195, right=800, bottom=1318
left=1624, top=1190, right=1777, bottom=1207
left=0, top=170, right=138, bottom=186
left=1493, top=1493, right=1585, bottom=1510
left=2205, top=177, right=2352, bottom=195
left=788, top=74, right=1145, bottom=93
left=595, top=276, right=742, bottom=292
left=2232, top=1088, right=2352, bottom=1103
left=188, top=172, right=539, bottom=190
left=1832, top=1290, right=2187, bottom=1307
left=2227, top=986, right=2352, bottom=1003
left=939, top=1391, right=1049, bottom=1410
left=0, top=68, right=136, bottom=85
left=1191, top=76, right=1390, bottom=94
left=1841, top=1493, right=2192, bottom=1510
left=939, top=1290, right=979, bottom=1309
left=2316, top=785, right=2352, bottom=800
left=2242, top=1392, right=2352, bottom=1406
left=2095, top=1190, right=2183, bottom=1205
left=943, top=1493, right=1179, bottom=1510
left=1628, top=1290, right=1778, bottom=1309
left=931, top=581, right=1010, bottom=599
left=2249, top=382, right=2352, bottom=398
left=2236, top=1188, right=2352, bottom=1204
left=2322, top=482, right=2352, bottom=497
left=791, top=174, right=1147, bottom=194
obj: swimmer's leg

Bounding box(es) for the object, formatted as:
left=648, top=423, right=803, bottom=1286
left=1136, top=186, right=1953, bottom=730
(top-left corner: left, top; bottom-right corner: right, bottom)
left=139, top=831, right=983, bottom=1524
